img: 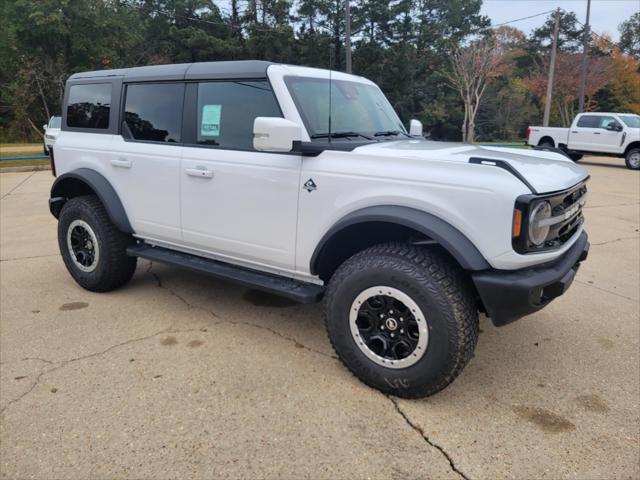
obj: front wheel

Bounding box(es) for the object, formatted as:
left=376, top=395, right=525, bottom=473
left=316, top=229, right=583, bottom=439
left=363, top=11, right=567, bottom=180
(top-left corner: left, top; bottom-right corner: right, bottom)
left=625, top=148, right=640, bottom=170
left=324, top=243, right=479, bottom=398
left=58, top=195, right=137, bottom=292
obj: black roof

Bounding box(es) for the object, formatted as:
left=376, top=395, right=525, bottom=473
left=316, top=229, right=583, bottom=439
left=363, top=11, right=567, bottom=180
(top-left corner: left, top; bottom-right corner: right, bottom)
left=68, top=60, right=275, bottom=82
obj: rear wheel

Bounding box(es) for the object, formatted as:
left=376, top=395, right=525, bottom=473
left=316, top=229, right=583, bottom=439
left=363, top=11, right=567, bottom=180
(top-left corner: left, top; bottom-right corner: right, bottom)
left=324, top=243, right=479, bottom=398
left=58, top=195, right=137, bottom=292
left=625, top=148, right=640, bottom=170
left=539, top=140, right=554, bottom=149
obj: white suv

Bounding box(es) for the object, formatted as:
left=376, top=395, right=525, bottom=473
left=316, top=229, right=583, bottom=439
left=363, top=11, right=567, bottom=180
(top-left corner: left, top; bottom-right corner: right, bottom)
left=48, top=61, right=590, bottom=398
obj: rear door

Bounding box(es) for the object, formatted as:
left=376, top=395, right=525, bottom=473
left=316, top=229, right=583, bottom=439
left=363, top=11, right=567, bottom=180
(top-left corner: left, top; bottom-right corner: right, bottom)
left=110, top=82, right=185, bottom=243
left=180, top=79, right=301, bottom=271
left=569, top=115, right=599, bottom=151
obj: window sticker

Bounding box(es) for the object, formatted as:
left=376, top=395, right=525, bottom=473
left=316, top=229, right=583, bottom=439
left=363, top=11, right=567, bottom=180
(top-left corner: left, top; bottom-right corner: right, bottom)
left=201, top=104, right=222, bottom=137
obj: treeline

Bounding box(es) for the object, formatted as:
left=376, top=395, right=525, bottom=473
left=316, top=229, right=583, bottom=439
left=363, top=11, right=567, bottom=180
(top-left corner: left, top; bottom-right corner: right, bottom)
left=1, top=0, right=638, bottom=143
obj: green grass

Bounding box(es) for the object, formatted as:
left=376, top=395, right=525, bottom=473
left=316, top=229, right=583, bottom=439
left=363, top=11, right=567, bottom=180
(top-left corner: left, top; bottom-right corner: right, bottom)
left=1, top=143, right=45, bottom=158
left=0, top=158, right=49, bottom=169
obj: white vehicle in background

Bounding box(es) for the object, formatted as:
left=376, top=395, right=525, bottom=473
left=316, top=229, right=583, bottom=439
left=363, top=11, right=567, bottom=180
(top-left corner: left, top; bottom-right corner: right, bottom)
left=43, top=116, right=61, bottom=155
left=526, top=112, right=640, bottom=170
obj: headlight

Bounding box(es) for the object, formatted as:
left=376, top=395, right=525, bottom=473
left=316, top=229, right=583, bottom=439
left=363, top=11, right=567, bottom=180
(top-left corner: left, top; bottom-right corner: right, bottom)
left=528, top=201, right=551, bottom=246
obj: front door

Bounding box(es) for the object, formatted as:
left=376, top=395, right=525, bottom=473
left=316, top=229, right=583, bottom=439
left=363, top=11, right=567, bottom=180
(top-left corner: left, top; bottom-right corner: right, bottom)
left=180, top=80, right=301, bottom=271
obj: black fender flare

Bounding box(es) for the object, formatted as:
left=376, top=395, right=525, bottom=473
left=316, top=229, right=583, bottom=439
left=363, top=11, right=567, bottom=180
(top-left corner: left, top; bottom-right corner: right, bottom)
left=49, top=168, right=133, bottom=233
left=310, top=205, right=490, bottom=274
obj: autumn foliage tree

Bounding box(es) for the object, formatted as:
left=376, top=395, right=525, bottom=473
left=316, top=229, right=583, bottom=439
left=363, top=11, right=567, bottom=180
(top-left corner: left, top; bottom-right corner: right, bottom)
left=526, top=52, right=612, bottom=126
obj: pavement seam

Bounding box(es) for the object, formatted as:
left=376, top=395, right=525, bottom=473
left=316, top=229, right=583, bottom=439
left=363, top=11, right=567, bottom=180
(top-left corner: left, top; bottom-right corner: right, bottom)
left=0, top=171, right=37, bottom=200
left=584, top=202, right=639, bottom=209
left=387, top=395, right=470, bottom=480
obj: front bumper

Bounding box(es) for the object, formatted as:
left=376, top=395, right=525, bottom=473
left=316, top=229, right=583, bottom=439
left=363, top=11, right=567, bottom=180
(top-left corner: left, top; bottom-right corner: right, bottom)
left=472, top=231, right=589, bottom=326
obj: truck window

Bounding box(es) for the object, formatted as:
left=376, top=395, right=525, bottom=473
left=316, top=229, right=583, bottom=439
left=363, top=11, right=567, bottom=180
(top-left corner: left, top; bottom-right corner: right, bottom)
left=576, top=115, right=601, bottom=128
left=123, top=83, right=185, bottom=143
left=598, top=117, right=620, bottom=129
left=195, top=80, right=281, bottom=150
left=66, top=83, right=111, bottom=129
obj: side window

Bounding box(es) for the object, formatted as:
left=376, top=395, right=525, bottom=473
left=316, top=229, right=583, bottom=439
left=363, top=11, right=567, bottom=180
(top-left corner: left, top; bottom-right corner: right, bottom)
left=123, top=83, right=184, bottom=143
left=598, top=117, right=619, bottom=129
left=67, top=83, right=111, bottom=129
left=196, top=80, right=281, bottom=150
left=576, top=115, right=600, bottom=128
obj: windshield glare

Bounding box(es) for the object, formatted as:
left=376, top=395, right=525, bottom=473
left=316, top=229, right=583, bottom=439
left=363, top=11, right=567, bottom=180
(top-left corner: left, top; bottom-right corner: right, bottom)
left=285, top=76, right=405, bottom=138
left=620, top=115, right=640, bottom=128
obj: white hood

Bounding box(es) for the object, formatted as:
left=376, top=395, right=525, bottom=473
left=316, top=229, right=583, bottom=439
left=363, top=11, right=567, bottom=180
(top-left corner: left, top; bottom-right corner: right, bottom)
left=354, top=139, right=589, bottom=194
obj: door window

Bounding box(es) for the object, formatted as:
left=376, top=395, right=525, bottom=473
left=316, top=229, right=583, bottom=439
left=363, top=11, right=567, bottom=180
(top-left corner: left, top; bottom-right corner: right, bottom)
left=67, top=83, right=111, bottom=129
left=576, top=115, right=600, bottom=128
left=195, top=80, right=281, bottom=150
left=123, top=83, right=185, bottom=143
left=598, top=117, right=620, bottom=129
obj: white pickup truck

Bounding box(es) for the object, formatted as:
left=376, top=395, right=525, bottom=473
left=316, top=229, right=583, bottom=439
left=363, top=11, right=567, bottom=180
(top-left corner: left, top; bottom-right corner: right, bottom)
left=526, top=112, right=640, bottom=169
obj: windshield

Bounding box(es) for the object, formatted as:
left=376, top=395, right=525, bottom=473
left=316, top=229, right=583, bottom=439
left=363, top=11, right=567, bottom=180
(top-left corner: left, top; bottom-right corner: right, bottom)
left=49, top=116, right=61, bottom=128
left=285, top=76, right=406, bottom=138
left=619, top=115, right=640, bottom=128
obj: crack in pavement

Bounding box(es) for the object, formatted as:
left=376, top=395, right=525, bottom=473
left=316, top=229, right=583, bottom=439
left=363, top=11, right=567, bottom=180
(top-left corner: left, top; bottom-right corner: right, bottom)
left=148, top=261, right=335, bottom=360
left=0, top=254, right=60, bottom=262
left=574, top=279, right=639, bottom=303
left=387, top=395, right=470, bottom=480
left=590, top=236, right=639, bottom=246
left=0, top=171, right=37, bottom=200
left=0, top=262, right=334, bottom=415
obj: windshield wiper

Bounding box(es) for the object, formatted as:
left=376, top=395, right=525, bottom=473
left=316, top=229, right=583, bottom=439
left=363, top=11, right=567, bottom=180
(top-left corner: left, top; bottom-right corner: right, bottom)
left=311, top=131, right=374, bottom=140
left=374, top=130, right=411, bottom=138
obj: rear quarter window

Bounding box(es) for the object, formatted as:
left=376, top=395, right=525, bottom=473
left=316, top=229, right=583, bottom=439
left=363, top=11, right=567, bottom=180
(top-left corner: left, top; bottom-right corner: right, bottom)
left=66, top=83, right=112, bottom=129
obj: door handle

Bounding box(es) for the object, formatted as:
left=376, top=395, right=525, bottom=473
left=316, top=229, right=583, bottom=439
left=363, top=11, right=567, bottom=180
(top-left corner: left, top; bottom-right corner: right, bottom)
left=594, top=132, right=601, bottom=135
left=110, top=158, right=132, bottom=168
left=185, top=167, right=214, bottom=178
left=571, top=131, right=578, bottom=133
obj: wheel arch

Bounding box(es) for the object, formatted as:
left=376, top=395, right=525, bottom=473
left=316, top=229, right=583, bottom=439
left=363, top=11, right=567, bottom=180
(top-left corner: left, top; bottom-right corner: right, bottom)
left=624, top=141, right=640, bottom=156
left=310, top=205, right=490, bottom=281
left=538, top=136, right=555, bottom=147
left=49, top=168, right=133, bottom=234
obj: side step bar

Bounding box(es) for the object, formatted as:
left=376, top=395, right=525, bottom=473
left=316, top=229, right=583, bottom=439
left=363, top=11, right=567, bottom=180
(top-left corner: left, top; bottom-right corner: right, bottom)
left=127, top=243, right=324, bottom=304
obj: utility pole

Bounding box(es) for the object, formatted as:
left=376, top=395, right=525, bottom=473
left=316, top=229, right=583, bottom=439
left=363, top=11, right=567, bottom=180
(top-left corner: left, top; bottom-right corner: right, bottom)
left=345, top=0, right=352, bottom=73
left=543, top=8, right=561, bottom=127
left=578, top=0, right=591, bottom=113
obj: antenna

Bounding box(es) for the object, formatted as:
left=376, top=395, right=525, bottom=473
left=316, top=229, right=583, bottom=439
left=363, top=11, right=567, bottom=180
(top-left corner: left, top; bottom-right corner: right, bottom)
left=328, top=40, right=333, bottom=144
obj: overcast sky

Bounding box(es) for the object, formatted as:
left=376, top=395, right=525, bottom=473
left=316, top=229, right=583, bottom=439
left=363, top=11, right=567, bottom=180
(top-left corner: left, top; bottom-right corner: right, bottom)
left=481, top=0, right=638, bottom=41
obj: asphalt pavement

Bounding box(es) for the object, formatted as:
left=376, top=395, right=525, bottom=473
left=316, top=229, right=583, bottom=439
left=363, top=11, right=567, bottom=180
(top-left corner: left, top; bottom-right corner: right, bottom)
left=1, top=156, right=638, bottom=479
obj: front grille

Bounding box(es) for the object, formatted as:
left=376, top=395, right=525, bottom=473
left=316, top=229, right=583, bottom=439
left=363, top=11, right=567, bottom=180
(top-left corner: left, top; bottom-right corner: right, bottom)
left=539, top=182, right=587, bottom=250
left=513, top=181, right=588, bottom=254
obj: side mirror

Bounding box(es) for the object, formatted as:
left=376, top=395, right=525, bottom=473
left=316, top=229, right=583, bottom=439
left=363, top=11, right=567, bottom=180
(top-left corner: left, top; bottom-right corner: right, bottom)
left=606, top=124, right=622, bottom=132
left=409, top=119, right=423, bottom=137
left=42, top=124, right=47, bottom=131
left=253, top=117, right=302, bottom=152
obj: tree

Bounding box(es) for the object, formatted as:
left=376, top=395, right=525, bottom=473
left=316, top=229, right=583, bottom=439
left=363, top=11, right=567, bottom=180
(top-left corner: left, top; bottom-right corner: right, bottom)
left=526, top=52, right=613, bottom=126
left=619, top=12, right=640, bottom=56
left=441, top=36, right=508, bottom=142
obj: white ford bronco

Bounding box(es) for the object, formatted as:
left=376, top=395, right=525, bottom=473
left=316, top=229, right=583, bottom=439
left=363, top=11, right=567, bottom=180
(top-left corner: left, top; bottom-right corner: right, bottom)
left=49, top=61, right=590, bottom=398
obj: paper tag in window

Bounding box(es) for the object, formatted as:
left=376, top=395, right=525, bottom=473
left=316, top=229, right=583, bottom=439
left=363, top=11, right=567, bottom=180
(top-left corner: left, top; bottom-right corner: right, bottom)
left=201, top=104, right=221, bottom=137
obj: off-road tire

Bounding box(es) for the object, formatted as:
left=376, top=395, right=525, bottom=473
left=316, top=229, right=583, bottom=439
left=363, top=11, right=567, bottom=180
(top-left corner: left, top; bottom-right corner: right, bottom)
left=568, top=152, right=583, bottom=162
left=625, top=148, right=640, bottom=170
left=324, top=243, right=479, bottom=398
left=58, top=195, right=137, bottom=292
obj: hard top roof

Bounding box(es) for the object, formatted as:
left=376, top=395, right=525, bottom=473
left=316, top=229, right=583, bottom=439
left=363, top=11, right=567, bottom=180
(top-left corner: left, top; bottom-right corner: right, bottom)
left=68, top=60, right=275, bottom=82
